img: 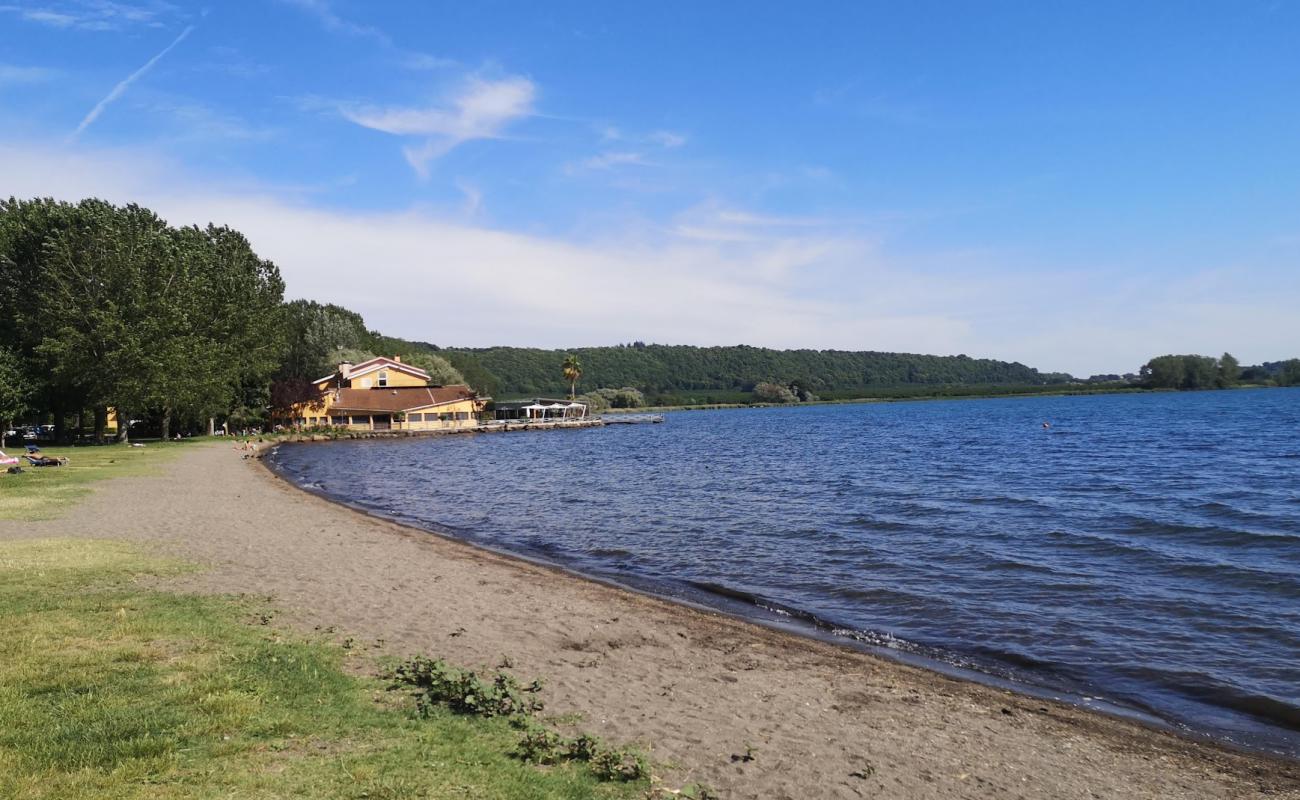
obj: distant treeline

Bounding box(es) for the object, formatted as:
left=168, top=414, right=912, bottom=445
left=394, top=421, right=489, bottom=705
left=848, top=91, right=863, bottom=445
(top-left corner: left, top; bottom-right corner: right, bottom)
left=433, top=344, right=1062, bottom=401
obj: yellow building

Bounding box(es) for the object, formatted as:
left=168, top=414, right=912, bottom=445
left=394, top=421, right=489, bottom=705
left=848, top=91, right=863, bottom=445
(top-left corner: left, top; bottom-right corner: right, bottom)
left=291, top=356, right=488, bottom=432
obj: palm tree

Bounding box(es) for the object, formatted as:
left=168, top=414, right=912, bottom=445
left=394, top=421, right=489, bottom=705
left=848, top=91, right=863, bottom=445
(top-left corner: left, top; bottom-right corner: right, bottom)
left=561, top=354, right=583, bottom=400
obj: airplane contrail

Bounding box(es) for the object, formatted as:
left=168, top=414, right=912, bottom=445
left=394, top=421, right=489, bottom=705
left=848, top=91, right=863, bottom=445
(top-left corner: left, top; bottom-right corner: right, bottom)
left=70, top=24, right=195, bottom=140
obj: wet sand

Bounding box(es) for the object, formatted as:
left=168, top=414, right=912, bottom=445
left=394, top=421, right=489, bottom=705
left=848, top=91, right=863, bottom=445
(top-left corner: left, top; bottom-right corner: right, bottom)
left=2, top=442, right=1296, bottom=799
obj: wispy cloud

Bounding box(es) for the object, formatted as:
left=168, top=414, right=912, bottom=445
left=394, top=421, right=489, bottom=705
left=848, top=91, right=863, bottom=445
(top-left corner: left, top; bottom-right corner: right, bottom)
left=278, top=0, right=390, bottom=45
left=279, top=0, right=450, bottom=72
left=670, top=204, right=833, bottom=245
left=648, top=130, right=686, bottom=148
left=570, top=125, right=687, bottom=174
left=575, top=151, right=650, bottom=171
left=151, top=101, right=277, bottom=142
left=601, top=125, right=687, bottom=149
left=192, top=46, right=271, bottom=79
left=456, top=178, right=483, bottom=216
left=70, top=24, right=194, bottom=140
left=402, top=52, right=458, bottom=71
left=341, top=75, right=536, bottom=178
left=0, top=63, right=58, bottom=86
left=0, top=0, right=174, bottom=31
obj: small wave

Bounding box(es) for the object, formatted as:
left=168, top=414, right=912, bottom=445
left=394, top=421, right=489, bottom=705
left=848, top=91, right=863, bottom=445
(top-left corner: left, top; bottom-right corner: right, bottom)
left=588, top=547, right=634, bottom=559
left=964, top=495, right=1047, bottom=508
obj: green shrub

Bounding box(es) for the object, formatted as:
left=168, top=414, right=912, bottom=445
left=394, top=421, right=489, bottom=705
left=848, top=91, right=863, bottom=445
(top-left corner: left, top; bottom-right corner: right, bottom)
left=389, top=656, right=543, bottom=718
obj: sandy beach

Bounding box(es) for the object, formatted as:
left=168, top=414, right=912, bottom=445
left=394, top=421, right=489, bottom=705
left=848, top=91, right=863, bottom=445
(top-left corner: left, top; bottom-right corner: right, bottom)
left=2, top=442, right=1296, bottom=799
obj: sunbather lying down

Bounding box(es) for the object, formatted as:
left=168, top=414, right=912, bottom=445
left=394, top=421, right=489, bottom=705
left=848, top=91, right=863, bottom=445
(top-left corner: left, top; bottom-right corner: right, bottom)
left=25, top=455, right=68, bottom=467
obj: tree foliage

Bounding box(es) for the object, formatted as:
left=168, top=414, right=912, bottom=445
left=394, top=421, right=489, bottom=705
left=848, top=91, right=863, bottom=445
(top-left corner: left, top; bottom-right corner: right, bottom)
left=0, top=346, right=31, bottom=434
left=1141, top=354, right=1229, bottom=390
left=1279, top=359, right=1300, bottom=387
left=562, top=354, right=583, bottom=400
left=1, top=197, right=285, bottom=438
left=577, top=387, right=645, bottom=412
left=1217, top=352, right=1240, bottom=388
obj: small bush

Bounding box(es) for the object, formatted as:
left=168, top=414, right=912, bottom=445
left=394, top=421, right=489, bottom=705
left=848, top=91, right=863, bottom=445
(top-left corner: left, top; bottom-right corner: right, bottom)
left=590, top=746, right=649, bottom=782
left=752, top=382, right=798, bottom=403
left=515, top=723, right=569, bottom=765
left=389, top=656, right=543, bottom=718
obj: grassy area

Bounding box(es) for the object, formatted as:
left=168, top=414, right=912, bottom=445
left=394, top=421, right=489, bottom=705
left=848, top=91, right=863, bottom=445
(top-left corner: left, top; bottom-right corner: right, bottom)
left=0, top=538, right=649, bottom=800
left=0, top=440, right=206, bottom=521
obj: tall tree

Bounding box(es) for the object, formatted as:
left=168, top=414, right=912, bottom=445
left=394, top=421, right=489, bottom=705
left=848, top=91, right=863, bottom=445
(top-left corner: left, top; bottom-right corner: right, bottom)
left=561, top=354, right=582, bottom=399
left=1217, top=352, right=1240, bottom=388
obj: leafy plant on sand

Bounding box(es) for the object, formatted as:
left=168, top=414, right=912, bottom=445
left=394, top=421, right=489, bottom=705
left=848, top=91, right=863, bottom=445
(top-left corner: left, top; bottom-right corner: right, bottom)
left=389, top=655, right=652, bottom=784
left=389, top=656, right=544, bottom=718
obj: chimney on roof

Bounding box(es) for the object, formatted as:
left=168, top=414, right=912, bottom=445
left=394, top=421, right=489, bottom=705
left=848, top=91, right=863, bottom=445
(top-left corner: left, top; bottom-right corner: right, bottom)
left=339, top=361, right=353, bottom=379
left=392, top=355, right=401, bottom=363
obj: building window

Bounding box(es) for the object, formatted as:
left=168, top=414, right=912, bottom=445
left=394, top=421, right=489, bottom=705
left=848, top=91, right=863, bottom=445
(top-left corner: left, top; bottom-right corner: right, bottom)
left=331, top=416, right=346, bottom=426
left=350, top=415, right=369, bottom=426
left=411, top=413, right=425, bottom=422
left=454, top=412, right=469, bottom=420
left=378, top=370, right=388, bottom=387
left=439, top=413, right=453, bottom=422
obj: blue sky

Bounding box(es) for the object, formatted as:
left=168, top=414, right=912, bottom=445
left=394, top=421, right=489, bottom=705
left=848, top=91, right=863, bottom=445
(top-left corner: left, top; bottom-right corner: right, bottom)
left=2, top=0, right=1298, bottom=375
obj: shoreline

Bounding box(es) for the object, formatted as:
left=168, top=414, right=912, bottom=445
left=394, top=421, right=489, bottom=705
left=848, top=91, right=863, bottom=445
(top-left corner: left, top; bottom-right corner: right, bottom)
left=263, top=440, right=1202, bottom=752
left=4, top=444, right=1296, bottom=798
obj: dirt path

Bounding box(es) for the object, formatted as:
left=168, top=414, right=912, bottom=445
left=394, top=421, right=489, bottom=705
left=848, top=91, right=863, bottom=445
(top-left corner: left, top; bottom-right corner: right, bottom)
left=2, top=443, right=1295, bottom=799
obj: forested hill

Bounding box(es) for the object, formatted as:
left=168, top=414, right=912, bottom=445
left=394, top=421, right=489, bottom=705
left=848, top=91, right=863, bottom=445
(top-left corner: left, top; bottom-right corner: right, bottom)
left=436, top=344, right=1060, bottom=402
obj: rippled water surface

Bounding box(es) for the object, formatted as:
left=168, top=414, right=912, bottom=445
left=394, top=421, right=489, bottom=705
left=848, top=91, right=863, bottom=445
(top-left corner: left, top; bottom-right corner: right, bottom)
left=271, top=389, right=1300, bottom=756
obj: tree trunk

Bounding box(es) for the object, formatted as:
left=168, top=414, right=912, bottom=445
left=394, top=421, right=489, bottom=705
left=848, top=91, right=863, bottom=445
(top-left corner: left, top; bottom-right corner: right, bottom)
left=161, top=410, right=171, bottom=442
left=208, top=417, right=215, bottom=437
left=117, top=409, right=130, bottom=444
left=52, top=397, right=65, bottom=444
left=94, top=407, right=107, bottom=444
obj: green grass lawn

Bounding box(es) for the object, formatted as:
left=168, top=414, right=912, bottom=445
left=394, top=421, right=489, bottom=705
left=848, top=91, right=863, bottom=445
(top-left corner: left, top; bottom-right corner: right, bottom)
left=0, top=538, right=649, bottom=800
left=0, top=447, right=667, bottom=799
left=0, top=440, right=206, bottom=521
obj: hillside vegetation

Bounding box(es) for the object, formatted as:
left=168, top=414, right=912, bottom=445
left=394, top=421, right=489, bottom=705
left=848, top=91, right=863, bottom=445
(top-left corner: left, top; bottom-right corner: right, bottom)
left=436, top=344, right=1060, bottom=402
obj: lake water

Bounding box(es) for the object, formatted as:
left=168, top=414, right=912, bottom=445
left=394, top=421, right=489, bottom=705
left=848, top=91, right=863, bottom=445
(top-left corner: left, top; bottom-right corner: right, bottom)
left=269, top=388, right=1300, bottom=757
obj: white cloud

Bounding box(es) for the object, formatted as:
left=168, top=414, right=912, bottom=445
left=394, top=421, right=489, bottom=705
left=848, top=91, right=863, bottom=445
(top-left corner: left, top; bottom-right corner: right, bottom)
left=341, top=75, right=535, bottom=177
left=2, top=141, right=1296, bottom=376
left=70, top=24, right=194, bottom=140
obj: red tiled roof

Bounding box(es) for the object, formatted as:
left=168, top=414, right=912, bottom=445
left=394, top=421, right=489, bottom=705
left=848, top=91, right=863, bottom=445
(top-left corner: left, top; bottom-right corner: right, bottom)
left=330, top=385, right=479, bottom=413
